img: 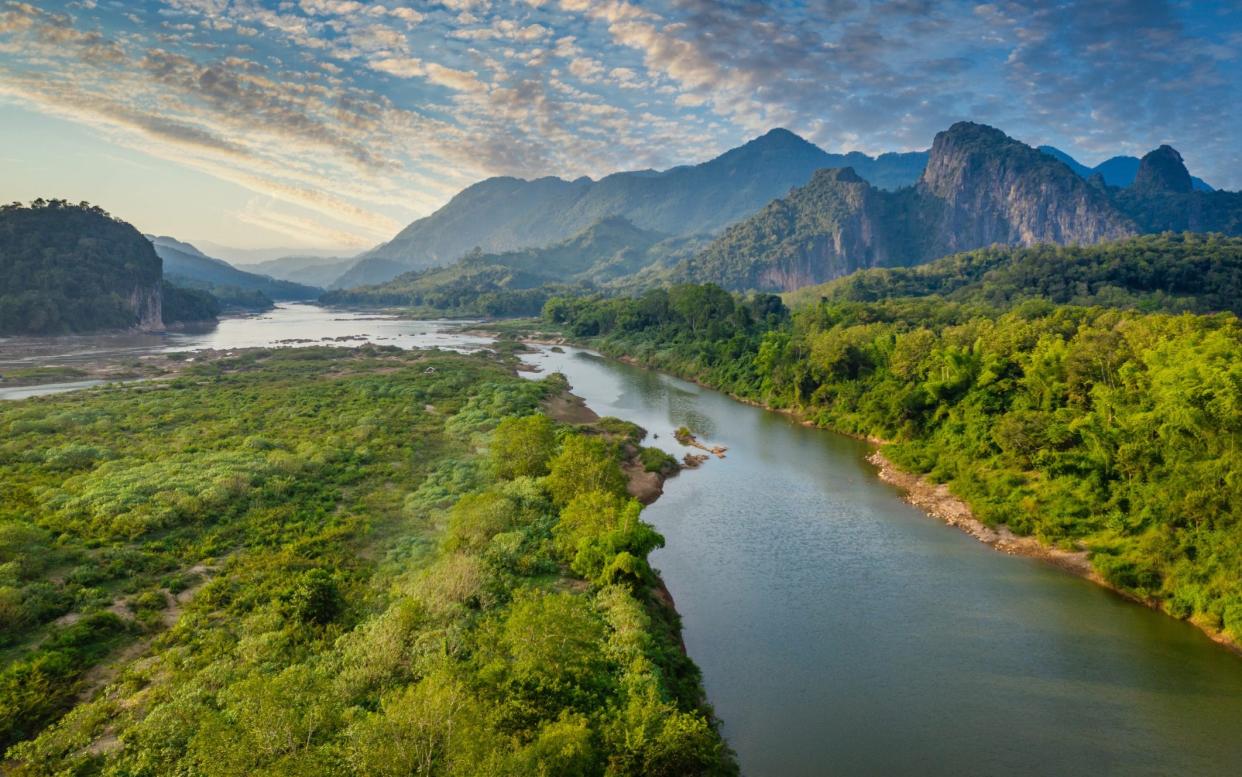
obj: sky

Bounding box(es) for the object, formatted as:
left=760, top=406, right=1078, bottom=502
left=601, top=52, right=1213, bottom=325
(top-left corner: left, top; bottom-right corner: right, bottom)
left=1, top=0, right=1239, bottom=255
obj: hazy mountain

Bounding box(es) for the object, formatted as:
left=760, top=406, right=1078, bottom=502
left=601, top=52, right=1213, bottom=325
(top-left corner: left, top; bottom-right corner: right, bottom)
left=193, top=241, right=355, bottom=265
left=345, top=129, right=930, bottom=286
left=324, top=217, right=704, bottom=315
left=685, top=123, right=1137, bottom=291
left=238, top=255, right=359, bottom=288
left=147, top=236, right=322, bottom=300
left=1038, top=145, right=1214, bottom=191
left=332, top=256, right=414, bottom=290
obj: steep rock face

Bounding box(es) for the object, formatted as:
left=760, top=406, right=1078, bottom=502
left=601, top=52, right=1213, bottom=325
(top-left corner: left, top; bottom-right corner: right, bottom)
left=919, top=122, right=1135, bottom=255
left=684, top=168, right=933, bottom=290
left=1112, top=147, right=1242, bottom=234
left=128, top=284, right=164, bottom=332
left=0, top=201, right=168, bottom=335
left=686, top=123, right=1143, bottom=292
left=1131, top=145, right=1194, bottom=194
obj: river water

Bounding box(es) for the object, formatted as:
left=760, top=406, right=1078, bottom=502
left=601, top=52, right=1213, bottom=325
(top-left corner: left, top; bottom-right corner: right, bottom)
left=521, top=346, right=1242, bottom=777
left=0, top=304, right=489, bottom=399
left=5, top=305, right=1242, bottom=774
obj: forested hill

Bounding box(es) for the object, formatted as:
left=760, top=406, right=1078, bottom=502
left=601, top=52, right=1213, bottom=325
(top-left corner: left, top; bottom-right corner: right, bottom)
left=323, top=217, right=704, bottom=316
left=0, top=200, right=164, bottom=335
left=786, top=233, right=1242, bottom=314
left=343, top=128, right=928, bottom=286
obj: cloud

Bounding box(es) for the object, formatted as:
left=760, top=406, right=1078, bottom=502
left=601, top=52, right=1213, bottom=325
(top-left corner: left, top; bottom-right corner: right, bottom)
left=1, top=0, right=1237, bottom=255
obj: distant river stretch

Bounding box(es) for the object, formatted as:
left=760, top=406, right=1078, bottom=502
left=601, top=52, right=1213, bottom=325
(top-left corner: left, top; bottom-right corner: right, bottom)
left=5, top=303, right=1242, bottom=775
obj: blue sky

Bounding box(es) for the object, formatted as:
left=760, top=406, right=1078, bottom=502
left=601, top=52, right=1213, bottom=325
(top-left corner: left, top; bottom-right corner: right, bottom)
left=2, top=0, right=1239, bottom=253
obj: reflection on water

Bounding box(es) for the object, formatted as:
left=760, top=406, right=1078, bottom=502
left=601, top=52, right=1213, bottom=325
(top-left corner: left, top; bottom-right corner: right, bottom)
left=522, top=345, right=1242, bottom=777
left=0, top=303, right=492, bottom=369
left=0, top=304, right=493, bottom=399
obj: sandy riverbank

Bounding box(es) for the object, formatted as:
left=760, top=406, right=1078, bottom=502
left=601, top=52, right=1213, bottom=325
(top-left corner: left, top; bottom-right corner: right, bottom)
left=867, top=448, right=1242, bottom=655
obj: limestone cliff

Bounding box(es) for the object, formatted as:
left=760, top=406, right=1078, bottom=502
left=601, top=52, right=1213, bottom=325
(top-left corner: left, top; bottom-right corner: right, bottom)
left=918, top=122, right=1135, bottom=256
left=686, top=122, right=1139, bottom=291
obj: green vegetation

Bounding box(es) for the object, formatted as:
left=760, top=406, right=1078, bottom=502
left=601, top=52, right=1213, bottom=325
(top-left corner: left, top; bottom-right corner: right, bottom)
left=786, top=233, right=1242, bottom=314
left=544, top=269, right=1242, bottom=644
left=161, top=280, right=223, bottom=323
left=0, top=200, right=163, bottom=335
left=322, top=217, right=702, bottom=317
left=1, top=348, right=732, bottom=774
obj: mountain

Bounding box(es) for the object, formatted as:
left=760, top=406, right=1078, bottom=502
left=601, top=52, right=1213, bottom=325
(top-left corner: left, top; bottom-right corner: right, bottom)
left=324, top=217, right=703, bottom=315
left=1110, top=147, right=1242, bottom=234
left=686, top=122, right=1136, bottom=291
left=332, top=256, right=414, bottom=290
left=785, top=233, right=1242, bottom=315
left=192, top=241, right=353, bottom=265
left=1038, top=145, right=1213, bottom=191
left=147, top=236, right=322, bottom=301
left=345, top=129, right=929, bottom=285
left=0, top=200, right=215, bottom=335
left=238, top=254, right=359, bottom=288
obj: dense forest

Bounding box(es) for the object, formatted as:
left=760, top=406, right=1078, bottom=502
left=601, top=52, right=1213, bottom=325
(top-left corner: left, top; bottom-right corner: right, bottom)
left=543, top=245, right=1242, bottom=645
left=0, top=349, right=733, bottom=774
left=787, top=233, right=1242, bottom=314
left=0, top=200, right=223, bottom=334
left=0, top=200, right=164, bottom=335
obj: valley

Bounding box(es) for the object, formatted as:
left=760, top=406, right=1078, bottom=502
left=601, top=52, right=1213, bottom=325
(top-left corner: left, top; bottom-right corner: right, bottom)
left=2, top=65, right=1242, bottom=769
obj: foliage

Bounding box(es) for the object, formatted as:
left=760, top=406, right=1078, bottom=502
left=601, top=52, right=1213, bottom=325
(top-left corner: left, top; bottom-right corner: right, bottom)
left=788, top=233, right=1242, bottom=315
left=489, top=414, right=557, bottom=479
left=161, top=281, right=222, bottom=323
left=547, top=282, right=1242, bottom=643
left=0, top=348, right=733, bottom=774
left=0, top=200, right=162, bottom=335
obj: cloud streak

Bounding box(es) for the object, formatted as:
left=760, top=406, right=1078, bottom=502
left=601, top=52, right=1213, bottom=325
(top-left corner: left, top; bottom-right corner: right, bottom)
left=0, top=0, right=1237, bottom=251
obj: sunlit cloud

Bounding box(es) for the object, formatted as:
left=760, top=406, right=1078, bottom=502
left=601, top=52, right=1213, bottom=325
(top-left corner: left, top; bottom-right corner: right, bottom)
left=0, top=0, right=1237, bottom=251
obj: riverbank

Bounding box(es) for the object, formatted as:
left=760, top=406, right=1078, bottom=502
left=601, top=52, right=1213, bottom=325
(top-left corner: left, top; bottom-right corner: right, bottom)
left=514, top=333, right=1242, bottom=658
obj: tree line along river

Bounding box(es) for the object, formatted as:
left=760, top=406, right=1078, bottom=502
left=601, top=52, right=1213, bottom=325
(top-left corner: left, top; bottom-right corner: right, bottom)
left=5, top=303, right=1241, bottom=775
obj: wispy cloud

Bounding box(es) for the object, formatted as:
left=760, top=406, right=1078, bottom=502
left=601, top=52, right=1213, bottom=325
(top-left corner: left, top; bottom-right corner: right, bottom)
left=0, top=0, right=1237, bottom=251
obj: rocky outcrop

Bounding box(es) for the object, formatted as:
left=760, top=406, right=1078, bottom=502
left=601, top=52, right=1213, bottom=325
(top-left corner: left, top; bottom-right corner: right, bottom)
left=128, top=284, right=164, bottom=332
left=918, top=122, right=1135, bottom=255
left=686, top=122, right=1141, bottom=291
left=685, top=167, right=929, bottom=290
left=1131, top=145, right=1194, bottom=194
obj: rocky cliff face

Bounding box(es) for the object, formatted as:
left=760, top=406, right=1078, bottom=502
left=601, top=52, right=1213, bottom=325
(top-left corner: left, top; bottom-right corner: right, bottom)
left=919, top=122, right=1135, bottom=255
left=686, top=122, right=1143, bottom=291
left=128, top=284, right=165, bottom=332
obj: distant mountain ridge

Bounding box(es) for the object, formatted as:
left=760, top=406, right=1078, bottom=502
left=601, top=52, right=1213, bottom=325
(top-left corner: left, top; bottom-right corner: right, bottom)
left=1038, top=145, right=1214, bottom=191
left=146, top=236, right=322, bottom=300
left=340, top=127, right=1223, bottom=291
left=324, top=216, right=704, bottom=315
left=684, top=122, right=1139, bottom=291
left=237, top=254, right=359, bottom=289
left=344, top=129, right=930, bottom=286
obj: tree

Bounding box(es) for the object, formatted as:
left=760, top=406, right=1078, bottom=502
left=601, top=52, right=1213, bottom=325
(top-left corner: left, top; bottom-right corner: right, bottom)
left=490, top=414, right=556, bottom=479
left=544, top=436, right=628, bottom=506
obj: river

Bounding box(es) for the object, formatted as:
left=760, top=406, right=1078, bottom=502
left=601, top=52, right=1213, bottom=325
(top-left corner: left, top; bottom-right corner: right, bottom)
left=5, top=304, right=1242, bottom=774
left=521, top=345, right=1242, bottom=776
